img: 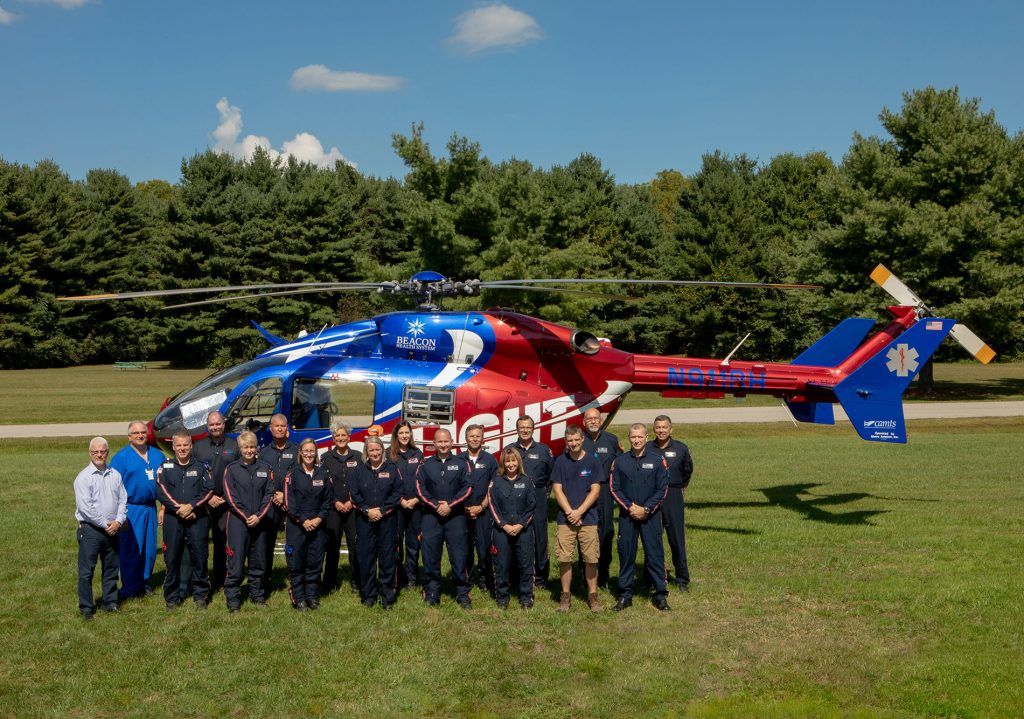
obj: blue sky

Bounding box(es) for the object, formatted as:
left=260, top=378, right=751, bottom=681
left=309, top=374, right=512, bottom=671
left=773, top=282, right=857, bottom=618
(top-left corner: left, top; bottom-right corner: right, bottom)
left=1, top=1, right=1022, bottom=185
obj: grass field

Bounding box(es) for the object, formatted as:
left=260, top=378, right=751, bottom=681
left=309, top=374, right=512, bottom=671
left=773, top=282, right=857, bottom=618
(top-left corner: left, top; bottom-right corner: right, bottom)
left=1, top=361, right=1022, bottom=425
left=1, top=418, right=1021, bottom=718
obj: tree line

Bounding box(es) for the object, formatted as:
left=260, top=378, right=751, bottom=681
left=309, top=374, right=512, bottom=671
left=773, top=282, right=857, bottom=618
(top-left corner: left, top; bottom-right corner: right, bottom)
left=1, top=86, right=1021, bottom=370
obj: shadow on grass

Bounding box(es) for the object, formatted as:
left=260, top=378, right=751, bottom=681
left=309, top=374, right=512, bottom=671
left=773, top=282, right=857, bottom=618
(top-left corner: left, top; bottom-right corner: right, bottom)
left=690, top=482, right=899, bottom=526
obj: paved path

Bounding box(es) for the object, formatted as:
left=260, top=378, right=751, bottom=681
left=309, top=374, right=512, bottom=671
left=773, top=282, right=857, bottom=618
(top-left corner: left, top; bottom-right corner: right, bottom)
left=1, top=401, right=1021, bottom=438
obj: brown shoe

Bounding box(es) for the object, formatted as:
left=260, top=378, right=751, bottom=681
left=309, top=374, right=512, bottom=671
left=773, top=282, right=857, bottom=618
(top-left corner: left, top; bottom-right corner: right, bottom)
left=588, top=592, right=602, bottom=612
left=558, top=592, right=571, bottom=612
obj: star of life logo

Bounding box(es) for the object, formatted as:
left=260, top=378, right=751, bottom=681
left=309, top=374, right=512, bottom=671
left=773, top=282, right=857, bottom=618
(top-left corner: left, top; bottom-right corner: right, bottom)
left=885, top=343, right=919, bottom=377
left=397, top=319, right=437, bottom=351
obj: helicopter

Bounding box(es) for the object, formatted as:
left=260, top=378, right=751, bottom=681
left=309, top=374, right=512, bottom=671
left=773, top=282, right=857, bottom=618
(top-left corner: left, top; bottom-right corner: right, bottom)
left=60, top=265, right=994, bottom=453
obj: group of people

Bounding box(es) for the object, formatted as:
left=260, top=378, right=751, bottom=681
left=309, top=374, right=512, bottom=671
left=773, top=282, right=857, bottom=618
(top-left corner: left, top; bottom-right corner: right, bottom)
left=73, top=408, right=693, bottom=618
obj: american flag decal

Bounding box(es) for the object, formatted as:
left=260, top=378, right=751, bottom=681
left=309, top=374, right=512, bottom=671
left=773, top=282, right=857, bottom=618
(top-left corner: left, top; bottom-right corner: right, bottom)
left=926, top=321, right=942, bottom=331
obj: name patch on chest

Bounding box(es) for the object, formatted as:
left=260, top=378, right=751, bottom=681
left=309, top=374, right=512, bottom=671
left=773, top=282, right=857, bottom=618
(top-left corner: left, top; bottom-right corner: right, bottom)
left=377, top=472, right=391, bottom=479
left=346, top=460, right=359, bottom=468
left=407, top=457, right=419, bottom=464
left=528, top=453, right=539, bottom=460
left=642, top=463, right=655, bottom=470
left=596, top=447, right=608, bottom=454
left=312, top=479, right=324, bottom=487
left=186, top=470, right=198, bottom=477
left=513, top=482, right=527, bottom=490
left=665, top=451, right=677, bottom=458
left=446, top=464, right=460, bottom=471
left=162, top=462, right=174, bottom=469
left=283, top=453, right=294, bottom=460
left=257, top=471, right=268, bottom=478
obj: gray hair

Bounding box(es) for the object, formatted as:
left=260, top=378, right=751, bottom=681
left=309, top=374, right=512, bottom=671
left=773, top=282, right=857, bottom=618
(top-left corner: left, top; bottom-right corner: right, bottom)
left=89, top=436, right=109, bottom=451
left=330, top=419, right=352, bottom=434
left=653, top=415, right=672, bottom=427
left=127, top=420, right=146, bottom=433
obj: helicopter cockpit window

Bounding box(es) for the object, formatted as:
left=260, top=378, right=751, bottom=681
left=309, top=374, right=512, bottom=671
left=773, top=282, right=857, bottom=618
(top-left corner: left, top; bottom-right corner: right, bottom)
left=401, top=385, right=455, bottom=425
left=290, top=378, right=376, bottom=430
left=224, top=376, right=283, bottom=433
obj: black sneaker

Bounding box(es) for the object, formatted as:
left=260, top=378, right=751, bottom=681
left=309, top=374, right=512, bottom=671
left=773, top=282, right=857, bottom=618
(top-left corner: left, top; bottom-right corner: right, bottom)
left=166, top=601, right=179, bottom=611
left=102, top=604, right=120, bottom=613
left=612, top=597, right=632, bottom=612
left=519, top=596, right=534, bottom=609
left=251, top=598, right=267, bottom=607
left=496, top=598, right=510, bottom=610
left=424, top=595, right=440, bottom=607
left=307, top=598, right=320, bottom=610
left=653, top=596, right=671, bottom=611
left=675, top=580, right=690, bottom=592
left=81, top=611, right=95, bottom=621
left=227, top=605, right=240, bottom=614
left=457, top=597, right=472, bottom=610
left=381, top=600, right=395, bottom=611
left=361, top=598, right=377, bottom=608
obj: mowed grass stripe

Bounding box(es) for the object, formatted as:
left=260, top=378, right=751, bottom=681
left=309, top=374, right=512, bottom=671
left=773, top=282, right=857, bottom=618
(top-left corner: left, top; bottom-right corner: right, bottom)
left=0, top=419, right=1021, bottom=718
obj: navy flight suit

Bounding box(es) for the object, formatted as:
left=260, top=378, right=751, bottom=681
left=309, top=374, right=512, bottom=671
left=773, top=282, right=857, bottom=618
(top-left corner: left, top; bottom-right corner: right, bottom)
left=511, top=440, right=553, bottom=586
left=463, top=448, right=498, bottom=592
left=283, top=464, right=333, bottom=608
left=320, top=446, right=362, bottom=593
left=487, top=473, right=536, bottom=605
left=350, top=459, right=402, bottom=607
left=648, top=438, right=693, bottom=588
left=610, top=449, right=670, bottom=602
left=394, top=446, right=425, bottom=587
left=416, top=453, right=472, bottom=604
left=156, top=456, right=214, bottom=606
left=260, top=440, right=299, bottom=594
left=193, top=434, right=238, bottom=592
left=222, top=459, right=275, bottom=610
left=583, top=428, right=622, bottom=586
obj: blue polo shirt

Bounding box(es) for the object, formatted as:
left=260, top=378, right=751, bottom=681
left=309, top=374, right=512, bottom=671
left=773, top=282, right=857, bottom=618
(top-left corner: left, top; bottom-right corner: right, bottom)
left=551, top=451, right=603, bottom=525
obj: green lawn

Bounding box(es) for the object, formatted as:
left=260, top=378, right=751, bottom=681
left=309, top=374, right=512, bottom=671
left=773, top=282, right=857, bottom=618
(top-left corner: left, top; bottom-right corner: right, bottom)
left=1, top=418, right=1021, bottom=718
left=1, top=361, right=1022, bottom=426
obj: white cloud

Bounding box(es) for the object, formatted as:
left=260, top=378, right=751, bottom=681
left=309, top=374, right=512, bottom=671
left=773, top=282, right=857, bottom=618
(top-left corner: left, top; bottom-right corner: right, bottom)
left=24, top=0, right=91, bottom=7
left=210, top=97, right=354, bottom=169
left=0, top=6, right=18, bottom=23
left=448, top=3, right=543, bottom=54
left=290, top=64, right=403, bottom=92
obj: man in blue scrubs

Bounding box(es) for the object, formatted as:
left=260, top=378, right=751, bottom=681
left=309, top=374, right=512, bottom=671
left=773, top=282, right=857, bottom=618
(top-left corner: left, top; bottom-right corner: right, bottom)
left=110, top=420, right=165, bottom=599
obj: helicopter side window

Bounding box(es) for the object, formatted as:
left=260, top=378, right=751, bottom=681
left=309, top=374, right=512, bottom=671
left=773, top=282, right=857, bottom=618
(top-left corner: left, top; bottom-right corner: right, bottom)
left=291, top=378, right=376, bottom=430
left=224, top=376, right=283, bottom=433
left=402, top=385, right=455, bottom=425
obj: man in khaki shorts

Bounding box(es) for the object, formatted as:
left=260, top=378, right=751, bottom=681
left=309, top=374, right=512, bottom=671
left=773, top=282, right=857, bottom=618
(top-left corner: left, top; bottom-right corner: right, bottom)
left=551, top=424, right=604, bottom=612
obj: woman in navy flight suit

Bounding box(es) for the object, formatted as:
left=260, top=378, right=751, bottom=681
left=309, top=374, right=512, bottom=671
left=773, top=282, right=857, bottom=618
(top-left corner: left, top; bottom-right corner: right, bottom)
left=282, top=438, right=333, bottom=611
left=487, top=447, right=537, bottom=609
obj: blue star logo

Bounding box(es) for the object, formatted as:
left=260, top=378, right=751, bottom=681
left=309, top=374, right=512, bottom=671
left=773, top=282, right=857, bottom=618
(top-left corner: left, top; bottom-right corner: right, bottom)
left=407, top=319, right=426, bottom=337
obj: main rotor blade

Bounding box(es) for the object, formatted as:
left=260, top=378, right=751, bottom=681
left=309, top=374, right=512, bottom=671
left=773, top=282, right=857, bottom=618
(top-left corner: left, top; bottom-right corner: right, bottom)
left=160, top=285, right=383, bottom=310
left=478, top=284, right=638, bottom=302
left=59, top=281, right=382, bottom=302
left=480, top=278, right=821, bottom=290
left=869, top=265, right=925, bottom=307
left=950, top=323, right=997, bottom=364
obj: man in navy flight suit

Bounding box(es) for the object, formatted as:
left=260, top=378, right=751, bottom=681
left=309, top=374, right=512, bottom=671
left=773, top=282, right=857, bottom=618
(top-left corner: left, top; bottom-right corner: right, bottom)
left=260, top=413, right=298, bottom=595
left=582, top=407, right=622, bottom=589
left=462, top=424, right=498, bottom=594
left=649, top=415, right=694, bottom=591
left=416, top=428, right=473, bottom=608
left=610, top=423, right=671, bottom=612
left=192, top=410, right=237, bottom=593
left=156, top=431, right=215, bottom=609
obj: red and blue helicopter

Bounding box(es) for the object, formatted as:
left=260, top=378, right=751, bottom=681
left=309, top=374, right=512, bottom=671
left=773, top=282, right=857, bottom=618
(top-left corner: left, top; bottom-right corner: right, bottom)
left=62, top=265, right=995, bottom=453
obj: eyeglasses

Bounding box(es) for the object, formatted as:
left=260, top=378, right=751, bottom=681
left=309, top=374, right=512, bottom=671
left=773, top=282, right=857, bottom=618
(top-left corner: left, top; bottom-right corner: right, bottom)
left=90, top=449, right=109, bottom=455
left=129, top=431, right=147, bottom=436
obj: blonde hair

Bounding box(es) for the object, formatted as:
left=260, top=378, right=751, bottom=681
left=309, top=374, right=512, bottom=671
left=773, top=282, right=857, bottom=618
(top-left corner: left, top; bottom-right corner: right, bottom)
left=237, top=431, right=258, bottom=448
left=498, top=447, right=522, bottom=478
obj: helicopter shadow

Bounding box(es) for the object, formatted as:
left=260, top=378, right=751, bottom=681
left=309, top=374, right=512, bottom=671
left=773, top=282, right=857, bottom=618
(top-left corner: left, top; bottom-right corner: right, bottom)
left=689, top=482, right=905, bottom=526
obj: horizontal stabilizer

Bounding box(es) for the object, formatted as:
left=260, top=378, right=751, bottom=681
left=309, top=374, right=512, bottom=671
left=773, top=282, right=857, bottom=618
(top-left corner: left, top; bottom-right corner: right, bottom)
left=791, top=317, right=876, bottom=367
left=834, top=317, right=955, bottom=443
left=784, top=399, right=835, bottom=425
